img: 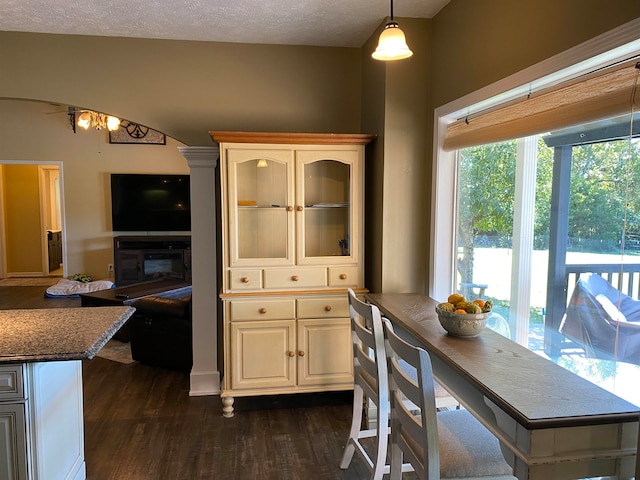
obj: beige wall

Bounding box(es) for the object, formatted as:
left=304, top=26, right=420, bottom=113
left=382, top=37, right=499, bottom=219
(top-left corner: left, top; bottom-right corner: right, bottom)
left=362, top=18, right=432, bottom=294
left=361, top=22, right=387, bottom=294
left=0, top=32, right=362, bottom=146
left=431, top=0, right=640, bottom=109
left=0, top=99, right=189, bottom=278
left=2, top=164, right=42, bottom=274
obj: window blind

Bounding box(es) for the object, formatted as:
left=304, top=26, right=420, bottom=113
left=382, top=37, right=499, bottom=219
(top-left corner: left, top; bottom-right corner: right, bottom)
left=443, top=58, right=640, bottom=152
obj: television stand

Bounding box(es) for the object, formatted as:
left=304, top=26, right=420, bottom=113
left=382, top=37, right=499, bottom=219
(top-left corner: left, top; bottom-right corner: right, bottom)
left=113, top=235, right=191, bottom=287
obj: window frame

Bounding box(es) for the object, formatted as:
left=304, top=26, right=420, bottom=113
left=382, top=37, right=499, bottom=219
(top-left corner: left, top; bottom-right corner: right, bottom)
left=429, top=19, right=640, bottom=302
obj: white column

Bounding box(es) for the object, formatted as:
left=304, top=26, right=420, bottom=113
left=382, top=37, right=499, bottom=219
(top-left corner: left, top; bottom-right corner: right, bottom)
left=178, top=146, right=220, bottom=396
left=510, top=136, right=538, bottom=346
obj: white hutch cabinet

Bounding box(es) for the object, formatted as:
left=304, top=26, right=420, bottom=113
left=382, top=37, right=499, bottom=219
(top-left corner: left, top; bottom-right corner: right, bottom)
left=211, top=132, right=374, bottom=417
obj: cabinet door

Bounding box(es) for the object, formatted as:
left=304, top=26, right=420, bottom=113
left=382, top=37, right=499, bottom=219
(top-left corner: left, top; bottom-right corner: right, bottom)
left=295, top=149, right=361, bottom=265
left=226, top=148, right=295, bottom=267
left=0, top=404, right=27, bottom=480
left=115, top=250, right=144, bottom=285
left=297, top=318, right=353, bottom=387
left=230, top=320, right=296, bottom=390
left=28, top=361, right=85, bottom=480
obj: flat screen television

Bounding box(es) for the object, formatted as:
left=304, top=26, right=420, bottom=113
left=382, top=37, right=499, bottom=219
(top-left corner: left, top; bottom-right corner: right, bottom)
left=111, top=174, right=191, bottom=231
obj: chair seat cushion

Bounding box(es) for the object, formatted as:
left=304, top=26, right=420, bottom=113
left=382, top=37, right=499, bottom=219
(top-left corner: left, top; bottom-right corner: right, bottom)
left=437, top=409, right=513, bottom=478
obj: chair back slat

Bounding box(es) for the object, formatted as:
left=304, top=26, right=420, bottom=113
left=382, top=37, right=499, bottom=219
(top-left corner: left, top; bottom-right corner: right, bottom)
left=349, top=290, right=388, bottom=407
left=352, top=316, right=379, bottom=401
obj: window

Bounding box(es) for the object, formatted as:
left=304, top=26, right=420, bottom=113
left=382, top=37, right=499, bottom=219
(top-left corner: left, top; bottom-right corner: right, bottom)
left=431, top=22, right=640, bottom=405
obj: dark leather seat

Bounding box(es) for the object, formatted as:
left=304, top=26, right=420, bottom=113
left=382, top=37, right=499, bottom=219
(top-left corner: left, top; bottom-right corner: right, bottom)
left=129, top=291, right=192, bottom=370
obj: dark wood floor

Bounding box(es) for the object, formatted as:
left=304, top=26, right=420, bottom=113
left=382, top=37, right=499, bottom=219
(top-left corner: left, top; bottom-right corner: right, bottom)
left=83, top=358, right=373, bottom=479
left=0, top=285, right=383, bottom=479
left=0, top=284, right=81, bottom=309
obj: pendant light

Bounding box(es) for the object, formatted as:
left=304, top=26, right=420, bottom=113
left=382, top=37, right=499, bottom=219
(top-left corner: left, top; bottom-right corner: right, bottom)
left=372, top=0, right=413, bottom=61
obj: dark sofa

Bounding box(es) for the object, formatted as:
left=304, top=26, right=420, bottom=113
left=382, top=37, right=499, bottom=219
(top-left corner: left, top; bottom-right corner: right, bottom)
left=129, top=289, right=193, bottom=370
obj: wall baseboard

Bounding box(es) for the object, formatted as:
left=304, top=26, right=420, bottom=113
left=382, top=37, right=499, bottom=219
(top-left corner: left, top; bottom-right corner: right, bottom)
left=189, top=370, right=221, bottom=396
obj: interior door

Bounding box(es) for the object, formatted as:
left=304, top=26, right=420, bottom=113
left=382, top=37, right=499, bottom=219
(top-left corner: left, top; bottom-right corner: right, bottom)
left=0, top=163, right=64, bottom=279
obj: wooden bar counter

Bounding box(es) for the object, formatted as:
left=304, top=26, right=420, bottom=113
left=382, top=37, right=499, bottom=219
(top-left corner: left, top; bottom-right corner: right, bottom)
left=368, top=293, right=639, bottom=480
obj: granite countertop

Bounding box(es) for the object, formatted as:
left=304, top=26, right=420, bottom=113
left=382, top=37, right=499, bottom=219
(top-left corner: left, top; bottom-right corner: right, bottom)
left=0, top=306, right=135, bottom=363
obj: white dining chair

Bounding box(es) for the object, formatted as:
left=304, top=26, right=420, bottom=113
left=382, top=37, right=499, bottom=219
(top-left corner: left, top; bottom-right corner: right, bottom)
left=339, top=288, right=394, bottom=479
left=383, top=317, right=516, bottom=479
left=340, top=289, right=458, bottom=480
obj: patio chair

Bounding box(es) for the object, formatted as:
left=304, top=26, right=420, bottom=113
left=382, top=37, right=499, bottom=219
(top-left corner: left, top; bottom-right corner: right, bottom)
left=560, top=273, right=640, bottom=365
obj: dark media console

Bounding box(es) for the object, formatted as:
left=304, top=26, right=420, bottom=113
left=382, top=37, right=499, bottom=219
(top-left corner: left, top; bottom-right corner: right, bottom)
left=114, top=235, right=192, bottom=286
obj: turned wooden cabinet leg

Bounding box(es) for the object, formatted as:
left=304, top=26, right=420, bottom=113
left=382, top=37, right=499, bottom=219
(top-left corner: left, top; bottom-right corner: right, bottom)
left=222, top=396, right=234, bottom=418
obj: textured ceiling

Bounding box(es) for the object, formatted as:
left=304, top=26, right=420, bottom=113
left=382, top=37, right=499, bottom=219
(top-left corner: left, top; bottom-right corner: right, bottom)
left=1, top=0, right=451, bottom=48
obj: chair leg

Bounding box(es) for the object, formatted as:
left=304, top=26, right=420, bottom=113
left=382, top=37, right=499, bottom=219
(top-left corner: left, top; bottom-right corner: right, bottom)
left=372, top=395, right=390, bottom=480
left=340, top=385, right=365, bottom=468
left=389, top=441, right=403, bottom=480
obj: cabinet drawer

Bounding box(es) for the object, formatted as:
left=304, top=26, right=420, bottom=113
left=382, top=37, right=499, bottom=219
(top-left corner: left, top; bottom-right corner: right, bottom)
left=0, top=365, right=24, bottom=400
left=264, top=268, right=326, bottom=289
left=297, top=296, right=350, bottom=319
left=229, top=269, right=262, bottom=290
left=230, top=299, right=296, bottom=321
left=328, top=266, right=359, bottom=287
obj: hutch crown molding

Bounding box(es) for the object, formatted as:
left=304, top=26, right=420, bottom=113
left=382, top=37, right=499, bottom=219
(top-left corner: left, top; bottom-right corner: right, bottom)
left=211, top=131, right=374, bottom=417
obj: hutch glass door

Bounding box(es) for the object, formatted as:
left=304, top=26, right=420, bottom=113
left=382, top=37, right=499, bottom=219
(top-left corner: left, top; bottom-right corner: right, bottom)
left=296, top=150, right=358, bottom=264
left=227, top=149, right=295, bottom=266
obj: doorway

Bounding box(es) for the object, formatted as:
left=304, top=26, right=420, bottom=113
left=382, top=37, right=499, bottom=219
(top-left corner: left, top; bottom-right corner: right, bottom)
left=0, top=161, right=66, bottom=279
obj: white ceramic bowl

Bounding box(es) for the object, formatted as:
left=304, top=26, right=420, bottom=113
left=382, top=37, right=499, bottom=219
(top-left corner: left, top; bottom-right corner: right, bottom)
left=435, top=306, right=490, bottom=337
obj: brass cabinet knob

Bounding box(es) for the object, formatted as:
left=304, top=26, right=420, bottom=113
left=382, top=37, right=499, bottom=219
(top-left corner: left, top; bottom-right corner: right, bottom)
left=296, top=206, right=303, bottom=212
left=288, top=351, right=295, bottom=357
left=298, top=351, right=305, bottom=357
left=339, top=273, right=347, bottom=280
left=291, top=275, right=299, bottom=281
left=241, top=277, right=250, bottom=283
left=324, top=305, right=332, bottom=312
left=287, top=206, right=293, bottom=212
left=259, top=307, right=267, bottom=314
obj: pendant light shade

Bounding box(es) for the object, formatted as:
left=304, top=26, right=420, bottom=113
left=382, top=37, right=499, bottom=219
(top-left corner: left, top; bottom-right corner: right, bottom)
left=372, top=0, right=413, bottom=61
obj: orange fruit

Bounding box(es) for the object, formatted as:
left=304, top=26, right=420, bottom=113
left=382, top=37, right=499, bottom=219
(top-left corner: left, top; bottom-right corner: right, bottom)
left=448, top=293, right=465, bottom=304
left=454, top=309, right=467, bottom=314
left=473, top=299, right=485, bottom=308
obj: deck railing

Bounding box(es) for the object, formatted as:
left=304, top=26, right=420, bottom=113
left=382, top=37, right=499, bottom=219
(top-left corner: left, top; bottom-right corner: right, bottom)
left=565, top=263, right=640, bottom=301
left=544, top=263, right=640, bottom=356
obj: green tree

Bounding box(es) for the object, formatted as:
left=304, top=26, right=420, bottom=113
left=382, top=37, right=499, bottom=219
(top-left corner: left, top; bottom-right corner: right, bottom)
left=457, top=141, right=516, bottom=287
left=569, top=140, right=640, bottom=250
left=456, top=135, right=640, bottom=292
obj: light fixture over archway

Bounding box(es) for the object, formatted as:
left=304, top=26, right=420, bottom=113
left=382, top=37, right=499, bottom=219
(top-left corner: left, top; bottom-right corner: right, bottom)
left=76, top=110, right=121, bottom=131
left=371, top=0, right=413, bottom=61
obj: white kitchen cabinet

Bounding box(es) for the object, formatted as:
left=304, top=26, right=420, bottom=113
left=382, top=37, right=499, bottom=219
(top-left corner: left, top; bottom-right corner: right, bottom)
left=0, top=361, right=85, bottom=480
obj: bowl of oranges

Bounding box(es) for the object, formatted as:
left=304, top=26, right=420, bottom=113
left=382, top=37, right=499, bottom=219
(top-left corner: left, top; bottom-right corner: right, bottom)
left=435, top=293, right=493, bottom=337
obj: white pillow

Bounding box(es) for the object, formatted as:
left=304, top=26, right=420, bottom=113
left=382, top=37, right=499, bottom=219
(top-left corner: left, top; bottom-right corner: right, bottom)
left=595, top=293, right=627, bottom=322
